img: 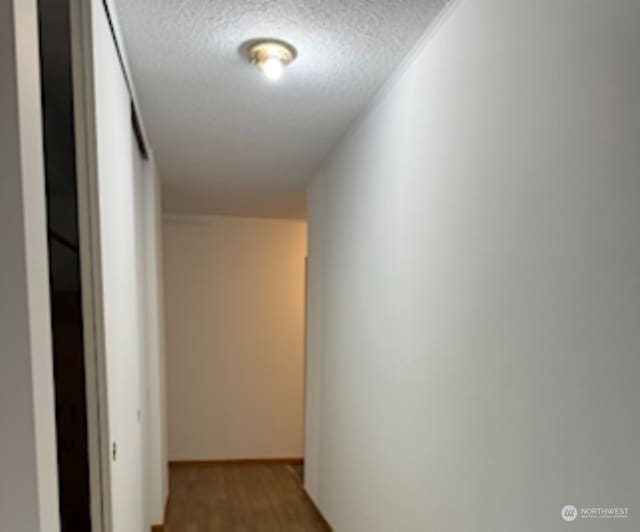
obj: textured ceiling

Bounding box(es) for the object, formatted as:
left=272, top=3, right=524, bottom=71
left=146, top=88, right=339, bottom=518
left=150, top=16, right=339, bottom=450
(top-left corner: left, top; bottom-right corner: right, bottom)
left=113, top=0, right=450, bottom=195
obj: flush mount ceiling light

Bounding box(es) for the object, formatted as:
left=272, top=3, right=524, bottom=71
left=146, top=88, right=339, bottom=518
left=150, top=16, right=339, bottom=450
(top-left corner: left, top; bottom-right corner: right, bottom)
left=245, top=39, right=297, bottom=81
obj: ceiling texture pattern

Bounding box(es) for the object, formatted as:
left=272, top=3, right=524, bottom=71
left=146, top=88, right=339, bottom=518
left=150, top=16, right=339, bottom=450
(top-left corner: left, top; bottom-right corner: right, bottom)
left=114, top=0, right=450, bottom=212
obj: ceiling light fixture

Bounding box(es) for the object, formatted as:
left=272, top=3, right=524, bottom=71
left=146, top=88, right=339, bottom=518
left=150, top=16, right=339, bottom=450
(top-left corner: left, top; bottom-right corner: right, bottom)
left=246, top=39, right=297, bottom=81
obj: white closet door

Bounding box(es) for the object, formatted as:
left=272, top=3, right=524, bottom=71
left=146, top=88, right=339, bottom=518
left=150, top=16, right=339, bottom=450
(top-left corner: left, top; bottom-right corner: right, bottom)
left=92, top=4, right=145, bottom=531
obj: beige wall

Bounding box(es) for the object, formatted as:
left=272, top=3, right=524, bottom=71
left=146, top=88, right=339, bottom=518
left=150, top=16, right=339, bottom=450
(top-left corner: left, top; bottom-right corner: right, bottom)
left=163, top=215, right=307, bottom=460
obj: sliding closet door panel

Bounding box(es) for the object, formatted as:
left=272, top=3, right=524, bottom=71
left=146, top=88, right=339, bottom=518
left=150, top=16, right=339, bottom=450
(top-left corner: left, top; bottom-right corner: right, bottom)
left=91, top=4, right=145, bottom=531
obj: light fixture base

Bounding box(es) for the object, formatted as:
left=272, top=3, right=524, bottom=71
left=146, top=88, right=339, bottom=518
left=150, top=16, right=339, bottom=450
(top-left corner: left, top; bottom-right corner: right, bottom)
left=246, top=39, right=297, bottom=67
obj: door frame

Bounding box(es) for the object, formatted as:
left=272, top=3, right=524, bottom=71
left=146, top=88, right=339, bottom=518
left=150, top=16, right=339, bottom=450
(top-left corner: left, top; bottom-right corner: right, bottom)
left=69, top=1, right=112, bottom=529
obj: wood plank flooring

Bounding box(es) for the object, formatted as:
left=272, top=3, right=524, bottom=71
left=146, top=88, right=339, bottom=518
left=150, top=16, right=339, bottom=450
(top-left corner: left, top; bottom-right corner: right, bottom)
left=165, top=463, right=330, bottom=531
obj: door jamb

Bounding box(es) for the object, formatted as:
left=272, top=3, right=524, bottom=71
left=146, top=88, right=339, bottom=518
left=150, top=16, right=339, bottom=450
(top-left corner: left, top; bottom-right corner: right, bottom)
left=69, top=1, right=112, bottom=530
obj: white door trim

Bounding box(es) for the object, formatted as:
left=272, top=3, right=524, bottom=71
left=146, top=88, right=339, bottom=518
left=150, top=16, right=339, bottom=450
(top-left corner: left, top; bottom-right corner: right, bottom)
left=69, top=1, right=112, bottom=530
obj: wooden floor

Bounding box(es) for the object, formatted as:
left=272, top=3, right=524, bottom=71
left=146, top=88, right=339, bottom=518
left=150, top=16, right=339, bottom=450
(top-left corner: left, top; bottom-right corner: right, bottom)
left=165, top=463, right=330, bottom=531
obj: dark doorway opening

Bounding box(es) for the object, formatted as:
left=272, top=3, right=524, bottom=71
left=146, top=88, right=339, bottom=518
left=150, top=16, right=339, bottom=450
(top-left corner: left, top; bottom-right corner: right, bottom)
left=38, top=0, right=92, bottom=529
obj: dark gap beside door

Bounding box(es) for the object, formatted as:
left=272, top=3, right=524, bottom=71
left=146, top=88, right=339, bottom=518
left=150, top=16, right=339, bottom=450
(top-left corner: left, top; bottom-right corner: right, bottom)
left=38, top=0, right=92, bottom=529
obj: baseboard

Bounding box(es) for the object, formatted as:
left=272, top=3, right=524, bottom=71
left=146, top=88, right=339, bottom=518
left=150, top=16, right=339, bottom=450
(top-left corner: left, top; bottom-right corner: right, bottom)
left=301, top=488, right=333, bottom=531
left=170, top=457, right=304, bottom=467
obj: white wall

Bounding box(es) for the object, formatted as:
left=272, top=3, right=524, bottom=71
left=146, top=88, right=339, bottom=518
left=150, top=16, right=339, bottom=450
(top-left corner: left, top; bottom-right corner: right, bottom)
left=92, top=3, right=146, bottom=528
left=0, top=0, right=60, bottom=530
left=104, top=0, right=169, bottom=525
left=305, top=0, right=640, bottom=530
left=142, top=160, right=170, bottom=526
left=78, top=1, right=168, bottom=529
left=163, top=215, right=307, bottom=460
left=303, top=174, right=327, bottom=499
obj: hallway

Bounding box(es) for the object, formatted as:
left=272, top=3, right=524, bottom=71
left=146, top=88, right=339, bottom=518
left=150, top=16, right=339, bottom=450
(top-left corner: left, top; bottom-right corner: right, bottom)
left=3, top=0, right=640, bottom=530
left=165, top=463, right=329, bottom=531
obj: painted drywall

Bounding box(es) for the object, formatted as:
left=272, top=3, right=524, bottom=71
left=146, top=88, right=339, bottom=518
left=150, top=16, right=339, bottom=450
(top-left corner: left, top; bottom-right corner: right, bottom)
left=304, top=0, right=640, bottom=531
left=79, top=2, right=168, bottom=529
left=141, top=158, right=170, bottom=525
left=96, top=0, right=169, bottom=525
left=162, top=182, right=307, bottom=221
left=163, top=215, right=307, bottom=460
left=132, top=122, right=150, bottom=529
left=91, top=2, right=148, bottom=529
left=0, top=0, right=60, bottom=530
left=302, top=174, right=327, bottom=500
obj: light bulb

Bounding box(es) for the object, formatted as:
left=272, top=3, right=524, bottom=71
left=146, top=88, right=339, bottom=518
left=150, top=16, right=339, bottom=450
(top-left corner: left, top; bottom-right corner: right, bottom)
left=245, top=40, right=296, bottom=81
left=261, top=56, right=284, bottom=81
